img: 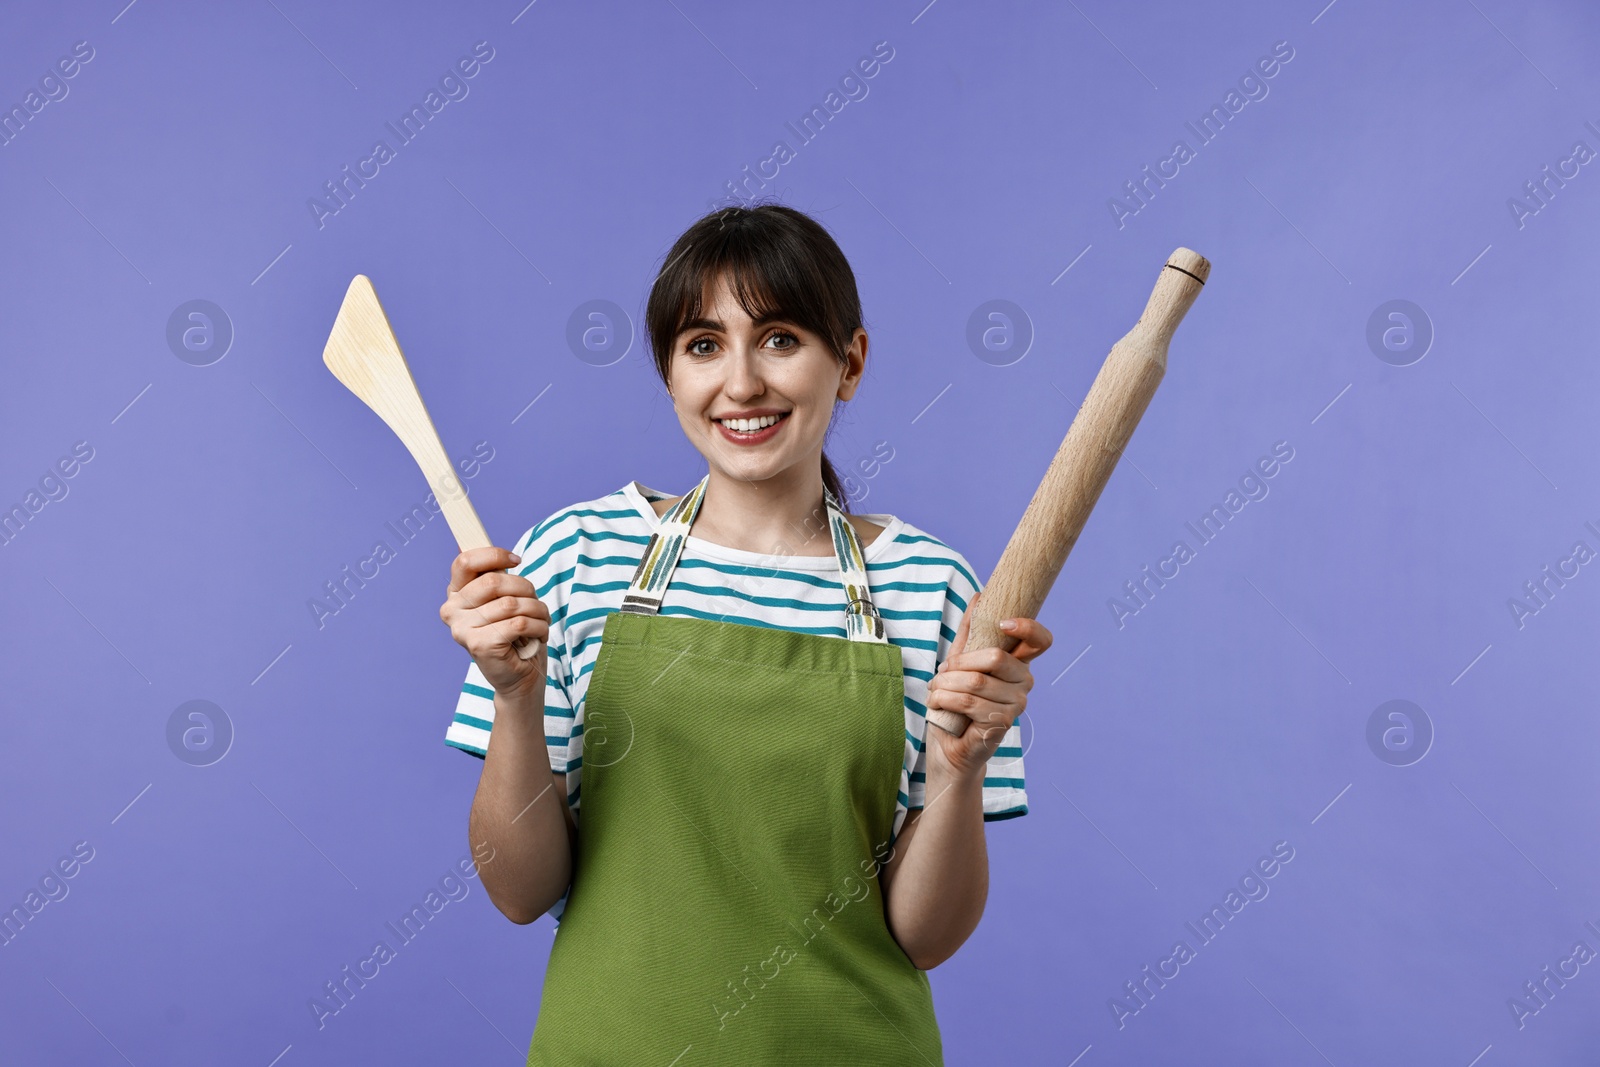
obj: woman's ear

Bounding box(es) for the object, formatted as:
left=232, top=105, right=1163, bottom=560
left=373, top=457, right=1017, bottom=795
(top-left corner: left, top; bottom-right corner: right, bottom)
left=836, top=328, right=868, bottom=402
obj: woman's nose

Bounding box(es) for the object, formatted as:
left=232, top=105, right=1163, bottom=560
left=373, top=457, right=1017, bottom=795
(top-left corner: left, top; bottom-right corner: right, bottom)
left=722, top=348, right=764, bottom=396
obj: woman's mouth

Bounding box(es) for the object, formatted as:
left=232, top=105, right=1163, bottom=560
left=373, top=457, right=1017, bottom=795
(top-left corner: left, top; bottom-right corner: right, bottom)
left=714, top=411, right=790, bottom=446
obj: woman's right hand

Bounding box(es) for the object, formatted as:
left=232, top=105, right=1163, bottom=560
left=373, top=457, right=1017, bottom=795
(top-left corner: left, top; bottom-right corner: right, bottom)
left=441, top=546, right=550, bottom=700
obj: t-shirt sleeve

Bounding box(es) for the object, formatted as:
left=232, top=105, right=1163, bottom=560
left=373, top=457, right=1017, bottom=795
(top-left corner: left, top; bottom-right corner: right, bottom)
left=907, top=550, right=1029, bottom=822
left=443, top=516, right=577, bottom=778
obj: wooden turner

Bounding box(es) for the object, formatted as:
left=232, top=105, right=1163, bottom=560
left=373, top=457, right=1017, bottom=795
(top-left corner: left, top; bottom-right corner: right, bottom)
left=322, top=274, right=541, bottom=661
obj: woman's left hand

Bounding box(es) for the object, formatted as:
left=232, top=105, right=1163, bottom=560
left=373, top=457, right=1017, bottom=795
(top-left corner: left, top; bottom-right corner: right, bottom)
left=924, top=590, right=1053, bottom=780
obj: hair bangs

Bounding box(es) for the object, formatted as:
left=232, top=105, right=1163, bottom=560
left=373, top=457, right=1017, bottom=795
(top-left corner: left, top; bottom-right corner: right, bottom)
left=669, top=232, right=829, bottom=348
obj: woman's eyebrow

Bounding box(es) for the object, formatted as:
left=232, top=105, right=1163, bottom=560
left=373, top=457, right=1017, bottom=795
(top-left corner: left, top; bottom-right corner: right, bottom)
left=679, top=311, right=793, bottom=333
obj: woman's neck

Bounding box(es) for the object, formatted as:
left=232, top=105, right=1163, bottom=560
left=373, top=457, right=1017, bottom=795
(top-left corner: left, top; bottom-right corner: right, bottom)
left=696, top=468, right=832, bottom=555
left=654, top=468, right=880, bottom=556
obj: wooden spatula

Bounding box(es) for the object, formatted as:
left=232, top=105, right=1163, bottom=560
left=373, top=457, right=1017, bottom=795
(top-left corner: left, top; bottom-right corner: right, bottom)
left=322, top=274, right=541, bottom=661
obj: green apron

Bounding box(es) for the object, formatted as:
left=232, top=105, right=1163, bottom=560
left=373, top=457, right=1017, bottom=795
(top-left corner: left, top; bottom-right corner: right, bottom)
left=526, top=473, right=944, bottom=1065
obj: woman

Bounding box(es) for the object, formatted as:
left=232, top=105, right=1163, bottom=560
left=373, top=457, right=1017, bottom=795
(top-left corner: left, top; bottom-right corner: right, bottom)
left=439, top=204, right=1052, bottom=1064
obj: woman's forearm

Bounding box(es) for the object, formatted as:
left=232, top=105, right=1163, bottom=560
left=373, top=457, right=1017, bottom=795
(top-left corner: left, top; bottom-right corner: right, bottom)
left=883, top=762, right=989, bottom=969
left=468, top=687, right=575, bottom=924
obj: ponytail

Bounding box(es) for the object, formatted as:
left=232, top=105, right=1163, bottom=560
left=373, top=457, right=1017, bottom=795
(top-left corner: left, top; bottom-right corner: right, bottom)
left=821, top=452, right=848, bottom=514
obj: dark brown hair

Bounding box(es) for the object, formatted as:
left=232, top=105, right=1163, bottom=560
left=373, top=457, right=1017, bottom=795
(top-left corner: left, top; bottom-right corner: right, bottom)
left=645, top=202, right=863, bottom=512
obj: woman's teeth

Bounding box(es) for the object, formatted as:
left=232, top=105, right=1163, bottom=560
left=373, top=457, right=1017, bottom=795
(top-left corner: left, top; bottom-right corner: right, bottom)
left=717, top=413, right=785, bottom=432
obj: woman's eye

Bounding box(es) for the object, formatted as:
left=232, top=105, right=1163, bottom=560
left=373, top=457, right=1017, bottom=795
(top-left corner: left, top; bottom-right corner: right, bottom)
left=687, top=338, right=716, bottom=357
left=766, top=331, right=798, bottom=351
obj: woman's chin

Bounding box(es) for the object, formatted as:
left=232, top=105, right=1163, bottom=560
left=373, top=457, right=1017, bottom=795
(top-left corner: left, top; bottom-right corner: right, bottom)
left=707, top=453, right=799, bottom=484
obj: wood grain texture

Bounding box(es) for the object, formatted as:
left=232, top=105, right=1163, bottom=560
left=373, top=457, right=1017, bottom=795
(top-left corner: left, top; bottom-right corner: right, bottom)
left=928, top=248, right=1210, bottom=737
left=322, top=275, right=541, bottom=661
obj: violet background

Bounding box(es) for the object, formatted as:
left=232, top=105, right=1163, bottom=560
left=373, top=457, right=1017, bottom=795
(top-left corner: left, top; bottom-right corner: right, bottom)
left=2, top=0, right=1598, bottom=1063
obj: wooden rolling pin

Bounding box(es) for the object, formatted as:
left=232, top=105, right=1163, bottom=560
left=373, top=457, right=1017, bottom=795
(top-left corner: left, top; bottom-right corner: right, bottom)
left=322, top=275, right=542, bottom=661
left=929, top=248, right=1210, bottom=737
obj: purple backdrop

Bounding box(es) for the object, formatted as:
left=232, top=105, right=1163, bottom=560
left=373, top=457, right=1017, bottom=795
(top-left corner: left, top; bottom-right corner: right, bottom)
left=3, top=0, right=1598, bottom=1063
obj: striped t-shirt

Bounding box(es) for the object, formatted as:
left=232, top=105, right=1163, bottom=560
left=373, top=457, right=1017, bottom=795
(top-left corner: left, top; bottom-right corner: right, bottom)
left=446, top=481, right=1029, bottom=880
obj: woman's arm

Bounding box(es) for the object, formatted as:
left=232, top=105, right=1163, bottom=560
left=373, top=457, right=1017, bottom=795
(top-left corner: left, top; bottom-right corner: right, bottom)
left=877, top=759, right=987, bottom=969
left=879, top=591, right=1051, bottom=969
left=468, top=687, right=577, bottom=924
left=442, top=545, right=577, bottom=925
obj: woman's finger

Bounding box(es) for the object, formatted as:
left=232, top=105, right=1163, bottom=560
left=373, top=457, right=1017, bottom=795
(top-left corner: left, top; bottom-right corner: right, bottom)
left=470, top=594, right=549, bottom=626
left=939, top=645, right=1030, bottom=684
left=998, top=618, right=1053, bottom=663
left=449, top=546, right=521, bottom=593
left=938, top=616, right=1051, bottom=677
left=457, top=571, right=538, bottom=611
left=931, top=666, right=1027, bottom=710
left=933, top=691, right=1020, bottom=749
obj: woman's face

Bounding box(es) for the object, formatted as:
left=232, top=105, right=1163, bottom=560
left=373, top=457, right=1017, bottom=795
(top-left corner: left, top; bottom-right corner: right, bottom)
left=667, top=273, right=865, bottom=489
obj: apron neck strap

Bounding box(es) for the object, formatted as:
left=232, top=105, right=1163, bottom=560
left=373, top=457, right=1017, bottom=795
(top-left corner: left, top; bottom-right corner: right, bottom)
left=621, top=473, right=888, bottom=644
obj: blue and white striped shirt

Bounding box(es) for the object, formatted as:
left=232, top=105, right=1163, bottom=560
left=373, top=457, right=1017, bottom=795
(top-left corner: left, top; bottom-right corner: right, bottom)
left=446, top=481, right=1029, bottom=854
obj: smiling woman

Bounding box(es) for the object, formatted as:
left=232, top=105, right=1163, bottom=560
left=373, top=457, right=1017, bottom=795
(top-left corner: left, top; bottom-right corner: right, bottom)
left=441, top=202, right=1046, bottom=1066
